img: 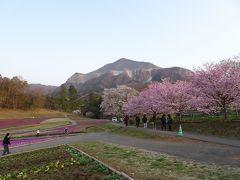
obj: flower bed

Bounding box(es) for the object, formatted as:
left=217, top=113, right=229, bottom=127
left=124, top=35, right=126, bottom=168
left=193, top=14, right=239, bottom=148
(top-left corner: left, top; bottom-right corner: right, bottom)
left=51, top=125, right=79, bottom=133
left=0, top=145, right=123, bottom=179
left=0, top=117, right=75, bottom=137
left=0, top=118, right=47, bottom=129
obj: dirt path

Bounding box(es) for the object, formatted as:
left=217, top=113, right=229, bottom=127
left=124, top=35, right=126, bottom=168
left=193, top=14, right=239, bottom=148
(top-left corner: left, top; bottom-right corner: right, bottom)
left=4, top=132, right=240, bottom=167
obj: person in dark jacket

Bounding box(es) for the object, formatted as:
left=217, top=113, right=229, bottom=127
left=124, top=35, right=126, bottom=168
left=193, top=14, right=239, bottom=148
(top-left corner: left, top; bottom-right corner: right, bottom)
left=135, top=115, right=140, bottom=128
left=123, top=115, right=129, bottom=127
left=160, top=114, right=167, bottom=130
left=2, top=133, right=11, bottom=156
left=142, top=114, right=148, bottom=128
left=64, top=127, right=68, bottom=135
left=167, top=114, right=172, bottom=131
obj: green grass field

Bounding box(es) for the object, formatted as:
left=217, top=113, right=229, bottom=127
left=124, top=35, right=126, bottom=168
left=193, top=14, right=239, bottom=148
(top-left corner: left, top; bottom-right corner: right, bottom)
left=72, top=141, right=240, bottom=180
left=87, top=124, right=198, bottom=143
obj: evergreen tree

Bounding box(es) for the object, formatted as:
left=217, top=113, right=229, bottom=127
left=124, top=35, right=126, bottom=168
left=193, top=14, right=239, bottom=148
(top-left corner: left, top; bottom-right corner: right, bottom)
left=57, top=85, right=68, bottom=111
left=68, top=85, right=78, bottom=111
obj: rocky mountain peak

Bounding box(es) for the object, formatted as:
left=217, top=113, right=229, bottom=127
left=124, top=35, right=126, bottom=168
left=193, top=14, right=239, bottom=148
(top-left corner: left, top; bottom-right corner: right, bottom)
left=58, top=58, right=191, bottom=95
left=95, top=58, right=159, bottom=73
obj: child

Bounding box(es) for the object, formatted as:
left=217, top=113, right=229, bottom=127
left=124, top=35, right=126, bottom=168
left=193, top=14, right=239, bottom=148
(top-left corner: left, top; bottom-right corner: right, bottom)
left=36, top=129, right=40, bottom=137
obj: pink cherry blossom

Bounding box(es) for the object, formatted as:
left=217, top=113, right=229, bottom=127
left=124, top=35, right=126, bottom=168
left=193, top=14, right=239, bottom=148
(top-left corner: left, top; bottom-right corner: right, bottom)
left=190, top=60, right=240, bottom=120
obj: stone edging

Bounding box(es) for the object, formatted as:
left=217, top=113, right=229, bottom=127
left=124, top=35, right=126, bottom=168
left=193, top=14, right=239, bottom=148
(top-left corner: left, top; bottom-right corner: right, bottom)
left=67, top=144, right=134, bottom=180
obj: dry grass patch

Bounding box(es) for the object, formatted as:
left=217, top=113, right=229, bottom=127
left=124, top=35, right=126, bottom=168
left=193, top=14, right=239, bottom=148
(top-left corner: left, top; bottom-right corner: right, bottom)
left=0, top=108, right=65, bottom=119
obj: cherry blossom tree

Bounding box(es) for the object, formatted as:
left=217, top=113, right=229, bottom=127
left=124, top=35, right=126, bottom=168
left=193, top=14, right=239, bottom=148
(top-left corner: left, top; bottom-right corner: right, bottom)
left=123, top=88, right=158, bottom=116
left=101, top=85, right=138, bottom=117
left=150, top=79, right=194, bottom=120
left=123, top=79, right=194, bottom=120
left=122, top=95, right=143, bottom=116
left=190, top=61, right=240, bottom=120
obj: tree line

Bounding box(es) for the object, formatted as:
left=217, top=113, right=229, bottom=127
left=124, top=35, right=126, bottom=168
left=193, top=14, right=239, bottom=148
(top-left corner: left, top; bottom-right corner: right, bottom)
left=0, top=75, right=31, bottom=109
left=51, top=85, right=102, bottom=118
left=0, top=76, right=102, bottom=118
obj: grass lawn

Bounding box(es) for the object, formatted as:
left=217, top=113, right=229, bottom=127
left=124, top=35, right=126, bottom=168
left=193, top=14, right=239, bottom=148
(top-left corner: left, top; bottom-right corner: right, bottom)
left=87, top=124, right=196, bottom=143
left=172, top=121, right=240, bottom=139
left=125, top=112, right=240, bottom=139
left=0, top=145, right=122, bottom=179
left=86, top=123, right=121, bottom=132
left=72, top=141, right=240, bottom=180
left=89, top=119, right=240, bottom=140
left=67, top=114, right=88, bottom=121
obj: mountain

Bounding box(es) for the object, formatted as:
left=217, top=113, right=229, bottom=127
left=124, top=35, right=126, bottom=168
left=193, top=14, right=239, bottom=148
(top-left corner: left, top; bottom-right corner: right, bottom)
left=76, top=72, right=134, bottom=95
left=91, top=58, right=159, bottom=74
left=27, top=84, right=57, bottom=95
left=65, top=58, right=159, bottom=86
left=151, top=67, right=190, bottom=82
left=57, top=58, right=191, bottom=95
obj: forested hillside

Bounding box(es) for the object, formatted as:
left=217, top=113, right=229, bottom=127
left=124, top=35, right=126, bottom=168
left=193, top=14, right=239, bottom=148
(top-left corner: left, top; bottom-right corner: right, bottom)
left=0, top=75, right=46, bottom=109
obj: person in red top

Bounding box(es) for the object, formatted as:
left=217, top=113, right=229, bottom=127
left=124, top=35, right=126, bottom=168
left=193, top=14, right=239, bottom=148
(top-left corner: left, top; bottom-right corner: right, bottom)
left=2, top=133, right=11, bottom=156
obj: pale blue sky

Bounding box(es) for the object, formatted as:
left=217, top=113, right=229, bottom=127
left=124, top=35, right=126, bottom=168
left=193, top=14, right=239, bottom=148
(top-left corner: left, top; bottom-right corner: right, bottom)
left=0, top=0, right=240, bottom=86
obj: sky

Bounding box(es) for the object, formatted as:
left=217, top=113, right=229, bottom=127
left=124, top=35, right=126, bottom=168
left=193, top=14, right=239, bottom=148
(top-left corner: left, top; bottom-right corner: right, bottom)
left=0, top=0, right=240, bottom=86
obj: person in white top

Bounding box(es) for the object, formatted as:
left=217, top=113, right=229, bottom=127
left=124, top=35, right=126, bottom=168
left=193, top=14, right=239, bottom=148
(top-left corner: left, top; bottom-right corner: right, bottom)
left=36, top=129, right=40, bottom=137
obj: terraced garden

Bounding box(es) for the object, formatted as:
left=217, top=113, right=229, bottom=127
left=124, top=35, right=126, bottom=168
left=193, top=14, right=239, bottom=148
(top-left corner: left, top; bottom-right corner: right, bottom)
left=0, top=118, right=74, bottom=137
left=0, top=109, right=109, bottom=138
left=0, top=145, right=123, bottom=179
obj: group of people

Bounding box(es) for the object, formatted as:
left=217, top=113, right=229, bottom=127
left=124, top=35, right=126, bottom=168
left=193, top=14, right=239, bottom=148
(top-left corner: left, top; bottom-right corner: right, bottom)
left=160, top=114, right=172, bottom=131
left=123, top=113, right=172, bottom=131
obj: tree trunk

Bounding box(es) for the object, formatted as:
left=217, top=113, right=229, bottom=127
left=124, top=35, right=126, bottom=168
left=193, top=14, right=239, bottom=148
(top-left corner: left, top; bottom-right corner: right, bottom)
left=175, top=113, right=182, bottom=121
left=223, top=106, right=227, bottom=121
left=236, top=105, right=239, bottom=117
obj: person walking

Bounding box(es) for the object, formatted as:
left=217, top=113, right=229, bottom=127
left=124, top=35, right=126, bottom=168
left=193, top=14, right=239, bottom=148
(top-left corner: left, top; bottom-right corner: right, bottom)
left=123, top=115, right=129, bottom=127
left=36, top=129, right=40, bottom=137
left=135, top=115, right=140, bottom=128
left=161, top=114, right=167, bottom=130
left=142, top=114, right=148, bottom=128
left=152, top=112, right=157, bottom=130
left=2, top=133, right=11, bottom=156
left=167, top=114, right=172, bottom=131
left=64, top=127, right=68, bottom=135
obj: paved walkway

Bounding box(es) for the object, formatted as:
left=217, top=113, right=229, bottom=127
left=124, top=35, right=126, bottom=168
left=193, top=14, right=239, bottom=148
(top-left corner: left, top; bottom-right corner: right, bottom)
left=3, top=132, right=240, bottom=167
left=113, top=123, right=240, bottom=147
